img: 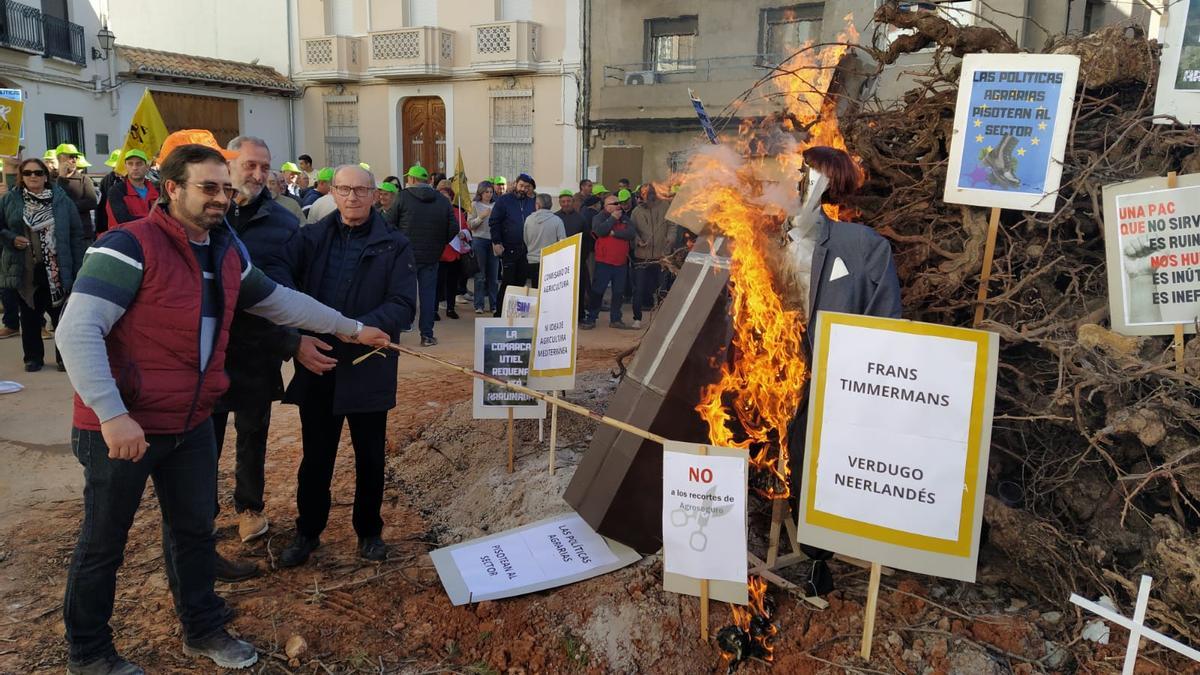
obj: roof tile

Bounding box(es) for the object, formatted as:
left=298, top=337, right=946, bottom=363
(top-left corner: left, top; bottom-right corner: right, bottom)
left=117, top=45, right=296, bottom=94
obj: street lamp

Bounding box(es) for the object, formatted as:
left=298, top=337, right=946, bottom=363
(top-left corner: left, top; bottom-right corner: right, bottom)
left=91, top=24, right=115, bottom=61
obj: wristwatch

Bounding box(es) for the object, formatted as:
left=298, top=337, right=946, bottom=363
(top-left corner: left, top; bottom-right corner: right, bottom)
left=351, top=320, right=363, bottom=340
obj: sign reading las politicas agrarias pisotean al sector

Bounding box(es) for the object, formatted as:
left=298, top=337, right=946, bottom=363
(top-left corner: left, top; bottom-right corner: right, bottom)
left=528, top=234, right=582, bottom=391
left=797, top=312, right=998, bottom=583
left=472, top=318, right=546, bottom=420
left=944, top=53, right=1080, bottom=213
left=1103, top=175, right=1200, bottom=337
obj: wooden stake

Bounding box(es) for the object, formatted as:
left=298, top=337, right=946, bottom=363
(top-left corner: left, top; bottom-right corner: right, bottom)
left=765, top=499, right=785, bottom=568
left=549, top=394, right=560, bottom=475
left=1175, top=323, right=1186, bottom=374
left=356, top=341, right=669, bottom=445
left=860, top=562, right=882, bottom=660
left=699, top=443, right=710, bottom=642
left=507, top=407, right=515, bottom=474
left=973, top=207, right=1002, bottom=328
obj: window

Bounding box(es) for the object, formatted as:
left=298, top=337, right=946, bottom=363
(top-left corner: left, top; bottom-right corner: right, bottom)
left=324, top=96, right=360, bottom=167
left=498, top=0, right=532, bottom=21
left=645, top=16, right=697, bottom=72
left=44, top=114, right=83, bottom=153
left=759, top=5, right=824, bottom=66
left=405, top=0, right=438, bottom=27
left=95, top=133, right=109, bottom=155
left=325, top=0, right=355, bottom=35
left=490, top=90, right=532, bottom=182
left=668, top=150, right=693, bottom=174
left=40, top=0, right=68, bottom=20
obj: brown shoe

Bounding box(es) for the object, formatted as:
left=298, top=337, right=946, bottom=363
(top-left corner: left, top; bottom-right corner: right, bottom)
left=41, top=328, right=52, bottom=339
left=238, top=511, right=269, bottom=543
left=215, top=553, right=260, bottom=582
left=0, top=327, right=17, bottom=339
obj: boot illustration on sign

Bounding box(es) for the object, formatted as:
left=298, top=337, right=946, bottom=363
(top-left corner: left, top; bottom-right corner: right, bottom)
left=982, top=134, right=1021, bottom=189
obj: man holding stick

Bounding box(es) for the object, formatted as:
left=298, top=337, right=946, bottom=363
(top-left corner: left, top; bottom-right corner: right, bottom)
left=55, top=135, right=391, bottom=674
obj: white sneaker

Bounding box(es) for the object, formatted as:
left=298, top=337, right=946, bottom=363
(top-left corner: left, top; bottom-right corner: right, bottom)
left=631, top=320, right=642, bottom=329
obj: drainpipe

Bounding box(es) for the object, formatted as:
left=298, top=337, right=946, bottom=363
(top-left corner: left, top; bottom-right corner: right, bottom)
left=287, top=0, right=297, bottom=159
left=579, top=0, right=590, bottom=178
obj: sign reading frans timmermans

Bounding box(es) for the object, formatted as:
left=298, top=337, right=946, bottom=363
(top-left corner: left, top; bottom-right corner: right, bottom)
left=797, top=312, right=998, bottom=583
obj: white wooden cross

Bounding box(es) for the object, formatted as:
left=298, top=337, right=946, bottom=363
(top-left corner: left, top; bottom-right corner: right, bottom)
left=1069, top=575, right=1200, bottom=675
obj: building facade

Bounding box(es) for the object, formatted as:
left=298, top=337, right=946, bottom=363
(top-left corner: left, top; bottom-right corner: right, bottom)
left=0, top=0, right=298, bottom=170
left=292, top=0, right=582, bottom=192
left=585, top=0, right=1156, bottom=185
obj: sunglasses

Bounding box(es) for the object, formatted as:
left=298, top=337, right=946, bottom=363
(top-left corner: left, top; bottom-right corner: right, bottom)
left=184, top=181, right=238, bottom=199
left=21, top=169, right=46, bottom=177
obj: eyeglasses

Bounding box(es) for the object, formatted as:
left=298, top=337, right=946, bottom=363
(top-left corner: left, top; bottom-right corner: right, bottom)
left=184, top=181, right=238, bottom=199
left=21, top=170, right=46, bottom=177
left=332, top=185, right=377, bottom=198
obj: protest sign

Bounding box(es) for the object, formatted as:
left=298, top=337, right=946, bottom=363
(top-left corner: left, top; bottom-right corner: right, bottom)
left=500, top=289, right=538, bottom=319
left=661, top=442, right=748, bottom=585
left=430, top=513, right=640, bottom=605
left=529, top=234, right=581, bottom=391
left=797, top=311, right=998, bottom=583
left=1103, top=175, right=1200, bottom=336
left=1155, top=0, right=1200, bottom=124
left=0, top=96, right=22, bottom=157
left=473, top=318, right=546, bottom=420
left=662, top=441, right=749, bottom=606
left=944, top=53, right=1079, bottom=213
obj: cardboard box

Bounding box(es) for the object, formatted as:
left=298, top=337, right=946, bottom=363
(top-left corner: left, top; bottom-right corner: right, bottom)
left=563, top=236, right=733, bottom=554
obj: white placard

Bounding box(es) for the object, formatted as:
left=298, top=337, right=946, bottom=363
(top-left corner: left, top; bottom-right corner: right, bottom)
left=1154, top=0, right=1200, bottom=125
left=472, top=318, right=547, bottom=420
left=1103, top=178, right=1200, bottom=336
left=430, top=513, right=640, bottom=605
left=943, top=53, right=1080, bottom=213
left=529, top=234, right=581, bottom=391
left=500, top=289, right=538, bottom=319
left=662, top=447, right=748, bottom=584
left=798, top=312, right=997, bottom=583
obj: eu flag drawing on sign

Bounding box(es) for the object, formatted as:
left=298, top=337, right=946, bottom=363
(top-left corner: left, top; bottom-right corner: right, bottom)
left=689, top=89, right=718, bottom=145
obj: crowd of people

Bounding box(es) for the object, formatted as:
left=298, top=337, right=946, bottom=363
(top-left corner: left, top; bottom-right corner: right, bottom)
left=0, top=129, right=688, bottom=673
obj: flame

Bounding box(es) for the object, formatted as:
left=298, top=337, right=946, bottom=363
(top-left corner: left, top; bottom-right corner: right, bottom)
left=692, top=15, right=860, bottom=501
left=722, top=576, right=777, bottom=667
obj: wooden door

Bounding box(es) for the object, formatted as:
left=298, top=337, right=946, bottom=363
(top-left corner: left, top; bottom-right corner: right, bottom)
left=402, top=96, right=446, bottom=176
left=152, top=90, right=240, bottom=147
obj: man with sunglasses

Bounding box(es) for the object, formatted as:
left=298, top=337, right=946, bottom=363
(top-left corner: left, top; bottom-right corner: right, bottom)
left=278, top=164, right=418, bottom=567
left=54, top=131, right=393, bottom=674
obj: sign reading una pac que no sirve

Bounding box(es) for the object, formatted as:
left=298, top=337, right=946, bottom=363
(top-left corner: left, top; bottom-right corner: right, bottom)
left=944, top=53, right=1079, bottom=213
left=797, top=312, right=998, bottom=583
left=1103, top=176, right=1200, bottom=336
left=472, top=318, right=546, bottom=420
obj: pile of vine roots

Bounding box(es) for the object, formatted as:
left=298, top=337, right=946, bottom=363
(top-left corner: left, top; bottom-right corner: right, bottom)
left=831, top=4, right=1200, bottom=643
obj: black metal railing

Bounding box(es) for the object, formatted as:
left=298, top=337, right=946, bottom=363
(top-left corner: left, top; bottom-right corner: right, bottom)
left=42, top=13, right=84, bottom=65
left=0, top=0, right=45, bottom=53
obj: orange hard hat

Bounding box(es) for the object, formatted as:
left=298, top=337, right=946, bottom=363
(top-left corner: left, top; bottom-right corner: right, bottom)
left=156, top=129, right=239, bottom=165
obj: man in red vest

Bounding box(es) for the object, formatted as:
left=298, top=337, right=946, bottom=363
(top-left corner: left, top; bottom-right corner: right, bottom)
left=54, top=131, right=395, bottom=674
left=104, top=149, right=158, bottom=227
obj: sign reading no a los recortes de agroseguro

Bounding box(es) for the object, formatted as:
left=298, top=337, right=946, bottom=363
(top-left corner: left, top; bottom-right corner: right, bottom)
left=944, top=53, right=1080, bottom=213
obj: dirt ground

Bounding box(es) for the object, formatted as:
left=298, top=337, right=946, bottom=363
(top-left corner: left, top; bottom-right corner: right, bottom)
left=0, top=319, right=1197, bottom=673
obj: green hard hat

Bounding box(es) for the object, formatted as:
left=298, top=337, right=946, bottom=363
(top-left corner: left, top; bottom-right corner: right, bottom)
left=280, top=161, right=300, bottom=172
left=105, top=150, right=122, bottom=168
left=406, top=165, right=429, bottom=180
left=317, top=167, right=335, bottom=182
left=123, top=149, right=150, bottom=163
left=593, top=183, right=609, bottom=195
left=55, top=143, right=82, bottom=157
left=616, top=189, right=632, bottom=202
left=378, top=181, right=399, bottom=193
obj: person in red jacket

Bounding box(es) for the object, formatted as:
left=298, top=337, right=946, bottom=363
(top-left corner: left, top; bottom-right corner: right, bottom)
left=105, top=149, right=159, bottom=228
left=582, top=189, right=637, bottom=330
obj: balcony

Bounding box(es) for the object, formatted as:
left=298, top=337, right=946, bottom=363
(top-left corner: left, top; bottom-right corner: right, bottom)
left=42, top=13, right=84, bottom=65
left=469, top=20, right=539, bottom=74
left=0, top=0, right=42, bottom=54
left=298, top=34, right=363, bottom=82
left=366, top=27, right=454, bottom=79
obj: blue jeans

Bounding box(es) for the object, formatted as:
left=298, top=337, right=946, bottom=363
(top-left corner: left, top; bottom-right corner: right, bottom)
left=416, top=262, right=439, bottom=338
left=472, top=237, right=499, bottom=312
left=588, top=262, right=627, bottom=324
left=64, top=421, right=229, bottom=663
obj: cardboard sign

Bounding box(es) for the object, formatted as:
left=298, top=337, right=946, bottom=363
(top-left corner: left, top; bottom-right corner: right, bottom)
left=529, top=234, right=582, bottom=391
left=1155, top=0, right=1200, bottom=124
left=500, top=289, right=538, bottom=319
left=798, top=312, right=998, bottom=583
left=661, top=443, right=748, bottom=585
left=430, top=513, right=641, bottom=605
left=472, top=318, right=546, bottom=420
left=1103, top=175, right=1200, bottom=336
left=944, top=53, right=1080, bottom=213
left=0, top=90, right=22, bottom=157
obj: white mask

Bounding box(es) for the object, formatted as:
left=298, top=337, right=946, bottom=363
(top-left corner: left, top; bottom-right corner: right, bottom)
left=780, top=164, right=830, bottom=317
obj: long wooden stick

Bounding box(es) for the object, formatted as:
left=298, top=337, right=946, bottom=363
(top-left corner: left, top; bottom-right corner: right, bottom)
left=357, top=341, right=669, bottom=445
left=507, top=408, right=515, bottom=474
left=1167, top=172, right=1187, bottom=374
left=549, top=394, right=560, bottom=475
left=973, top=206, right=1002, bottom=328
left=699, top=443, right=710, bottom=642
left=860, top=562, right=883, bottom=660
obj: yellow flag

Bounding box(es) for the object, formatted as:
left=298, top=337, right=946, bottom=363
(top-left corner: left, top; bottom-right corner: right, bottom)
left=116, top=90, right=170, bottom=176
left=450, top=148, right=474, bottom=217
left=0, top=98, right=23, bottom=157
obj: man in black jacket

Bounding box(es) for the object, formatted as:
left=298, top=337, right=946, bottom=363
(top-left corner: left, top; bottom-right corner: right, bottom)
left=211, top=137, right=301, bottom=575
left=279, top=165, right=417, bottom=567
left=390, top=165, right=455, bottom=346
left=555, top=190, right=591, bottom=320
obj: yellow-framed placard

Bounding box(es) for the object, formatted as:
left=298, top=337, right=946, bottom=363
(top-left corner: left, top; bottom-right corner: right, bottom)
left=797, top=311, right=998, bottom=583
left=528, top=233, right=582, bottom=391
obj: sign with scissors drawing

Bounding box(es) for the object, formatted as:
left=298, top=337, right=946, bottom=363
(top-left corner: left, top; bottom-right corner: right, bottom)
left=661, top=443, right=748, bottom=586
